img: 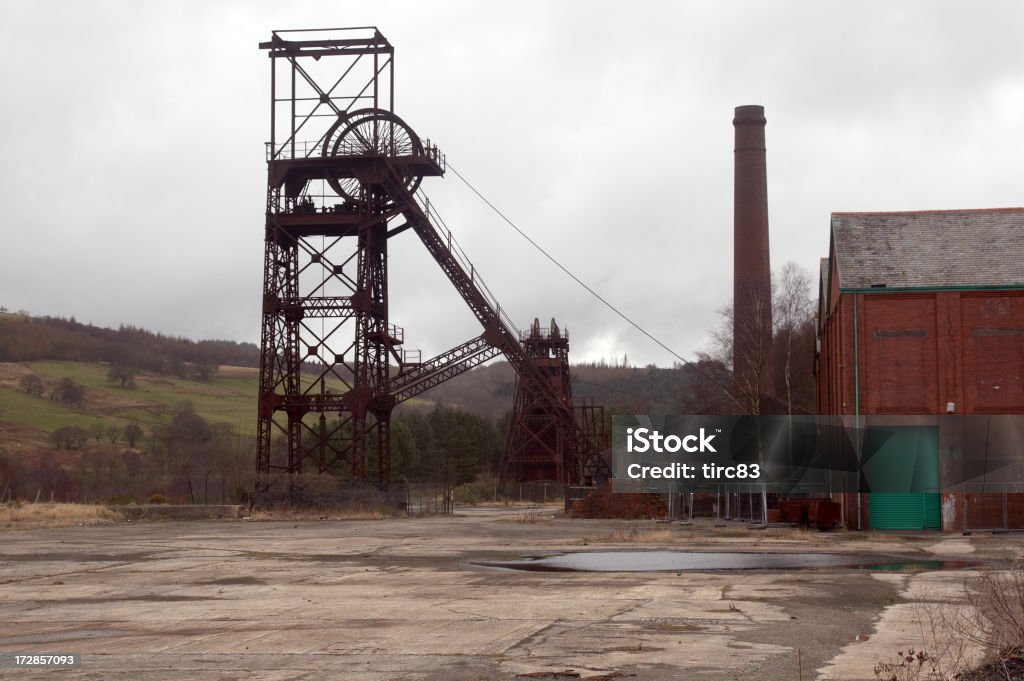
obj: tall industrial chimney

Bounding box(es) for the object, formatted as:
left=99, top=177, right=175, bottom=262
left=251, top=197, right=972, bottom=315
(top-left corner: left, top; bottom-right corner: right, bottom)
left=733, top=104, right=772, bottom=402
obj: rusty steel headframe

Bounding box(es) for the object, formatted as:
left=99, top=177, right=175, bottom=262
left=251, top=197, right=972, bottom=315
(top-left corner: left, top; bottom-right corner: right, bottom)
left=255, top=28, right=609, bottom=502
left=500, top=319, right=610, bottom=497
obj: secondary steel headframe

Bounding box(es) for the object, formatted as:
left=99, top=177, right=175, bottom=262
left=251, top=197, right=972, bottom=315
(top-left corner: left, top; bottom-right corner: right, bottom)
left=501, top=319, right=610, bottom=501
left=255, top=27, right=609, bottom=503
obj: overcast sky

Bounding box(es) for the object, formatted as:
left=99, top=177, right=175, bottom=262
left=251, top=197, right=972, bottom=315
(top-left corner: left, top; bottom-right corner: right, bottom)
left=2, top=1, right=1022, bottom=367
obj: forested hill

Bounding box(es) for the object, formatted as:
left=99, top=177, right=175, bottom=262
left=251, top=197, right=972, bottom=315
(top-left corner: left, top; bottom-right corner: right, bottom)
left=421, top=360, right=712, bottom=421
left=0, top=310, right=726, bottom=419
left=0, top=311, right=260, bottom=372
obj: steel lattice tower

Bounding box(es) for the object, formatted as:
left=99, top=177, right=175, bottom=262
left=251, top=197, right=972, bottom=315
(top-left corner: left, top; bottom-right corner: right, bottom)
left=255, top=28, right=609, bottom=500
left=256, top=29, right=439, bottom=495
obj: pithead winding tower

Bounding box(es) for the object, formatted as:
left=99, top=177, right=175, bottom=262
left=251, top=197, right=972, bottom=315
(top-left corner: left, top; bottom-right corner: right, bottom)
left=255, top=28, right=609, bottom=498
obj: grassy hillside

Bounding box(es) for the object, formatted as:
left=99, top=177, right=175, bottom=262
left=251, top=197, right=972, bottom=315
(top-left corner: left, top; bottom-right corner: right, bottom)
left=0, top=311, right=725, bottom=506
left=0, top=310, right=714, bottom=496
left=0, top=360, right=444, bottom=449
left=0, top=362, right=258, bottom=437
left=0, top=358, right=700, bottom=438
left=0, top=310, right=706, bottom=429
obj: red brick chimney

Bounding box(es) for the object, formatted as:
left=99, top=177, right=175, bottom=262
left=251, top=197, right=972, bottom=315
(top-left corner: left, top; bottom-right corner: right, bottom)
left=733, top=105, right=772, bottom=403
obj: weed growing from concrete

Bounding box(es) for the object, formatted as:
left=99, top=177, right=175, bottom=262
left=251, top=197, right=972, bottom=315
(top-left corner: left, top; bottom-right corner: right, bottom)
left=512, top=508, right=551, bottom=524
left=874, top=562, right=1024, bottom=680
left=250, top=503, right=400, bottom=521
left=581, top=525, right=676, bottom=544
left=1, top=502, right=123, bottom=528
left=873, top=648, right=936, bottom=681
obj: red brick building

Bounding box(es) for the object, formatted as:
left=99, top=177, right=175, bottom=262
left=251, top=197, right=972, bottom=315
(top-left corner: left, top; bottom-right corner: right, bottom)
left=816, top=208, right=1024, bottom=530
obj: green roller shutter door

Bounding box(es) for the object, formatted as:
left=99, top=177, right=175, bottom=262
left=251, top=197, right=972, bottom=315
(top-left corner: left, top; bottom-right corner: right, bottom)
left=865, top=427, right=940, bottom=530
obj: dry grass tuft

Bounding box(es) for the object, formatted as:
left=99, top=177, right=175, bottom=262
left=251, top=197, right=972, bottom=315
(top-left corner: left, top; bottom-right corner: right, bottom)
left=872, top=563, right=1024, bottom=680
left=248, top=504, right=399, bottom=521
left=1, top=502, right=124, bottom=529
left=511, top=508, right=552, bottom=524
left=761, top=527, right=820, bottom=541
left=582, top=525, right=677, bottom=544
left=846, top=531, right=930, bottom=543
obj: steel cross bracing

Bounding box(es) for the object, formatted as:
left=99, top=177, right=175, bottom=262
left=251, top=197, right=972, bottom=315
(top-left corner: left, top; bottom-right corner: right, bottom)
left=257, top=28, right=407, bottom=497
left=255, top=28, right=609, bottom=499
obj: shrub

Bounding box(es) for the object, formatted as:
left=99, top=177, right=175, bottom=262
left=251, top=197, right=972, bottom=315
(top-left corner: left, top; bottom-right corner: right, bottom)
left=873, top=649, right=936, bottom=681
left=874, top=561, right=1024, bottom=680
left=49, top=426, right=88, bottom=450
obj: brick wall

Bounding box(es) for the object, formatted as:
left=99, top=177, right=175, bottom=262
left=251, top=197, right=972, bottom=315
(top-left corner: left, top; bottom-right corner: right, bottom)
left=820, top=289, right=1024, bottom=417
left=817, top=288, right=1024, bottom=529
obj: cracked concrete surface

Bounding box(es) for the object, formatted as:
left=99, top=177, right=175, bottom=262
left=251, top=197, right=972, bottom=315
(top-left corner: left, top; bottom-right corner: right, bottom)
left=1, top=507, right=1021, bottom=680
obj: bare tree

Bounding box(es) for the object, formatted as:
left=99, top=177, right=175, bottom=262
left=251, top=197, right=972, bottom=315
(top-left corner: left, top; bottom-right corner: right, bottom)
left=88, top=421, right=104, bottom=443
left=107, top=364, right=136, bottom=388
left=678, top=355, right=736, bottom=415
left=772, top=262, right=816, bottom=416
left=51, top=378, right=85, bottom=406
left=705, top=296, right=771, bottom=415
left=122, top=450, right=142, bottom=481
left=701, top=262, right=816, bottom=527
left=733, top=291, right=774, bottom=415
left=193, top=363, right=218, bottom=382
left=49, top=426, right=88, bottom=450
left=123, top=423, right=144, bottom=448
left=705, top=261, right=816, bottom=416
left=19, top=373, right=44, bottom=396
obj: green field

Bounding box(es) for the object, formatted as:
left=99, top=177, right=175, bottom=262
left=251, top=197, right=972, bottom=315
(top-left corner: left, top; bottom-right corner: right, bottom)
left=0, top=361, right=434, bottom=442
left=0, top=362, right=256, bottom=436
left=0, top=387, right=103, bottom=432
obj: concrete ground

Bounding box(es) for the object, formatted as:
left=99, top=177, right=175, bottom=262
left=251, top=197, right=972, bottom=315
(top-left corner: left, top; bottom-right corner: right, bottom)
left=2, top=506, right=1022, bottom=680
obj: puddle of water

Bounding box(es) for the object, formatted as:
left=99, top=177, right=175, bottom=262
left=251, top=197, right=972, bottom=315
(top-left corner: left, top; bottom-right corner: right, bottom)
left=478, top=551, right=978, bottom=573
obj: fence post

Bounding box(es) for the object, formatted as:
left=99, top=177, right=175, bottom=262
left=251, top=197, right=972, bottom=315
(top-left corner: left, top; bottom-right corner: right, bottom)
left=1004, top=487, right=1009, bottom=530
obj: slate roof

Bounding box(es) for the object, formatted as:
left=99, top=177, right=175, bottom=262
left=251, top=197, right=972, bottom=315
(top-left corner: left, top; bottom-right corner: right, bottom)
left=831, top=208, right=1024, bottom=289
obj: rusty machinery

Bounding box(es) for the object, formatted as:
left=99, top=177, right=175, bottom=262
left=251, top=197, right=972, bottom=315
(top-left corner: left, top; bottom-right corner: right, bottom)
left=255, top=28, right=610, bottom=500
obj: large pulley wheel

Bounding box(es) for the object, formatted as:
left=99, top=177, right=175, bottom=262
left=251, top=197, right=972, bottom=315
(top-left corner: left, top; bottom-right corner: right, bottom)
left=322, top=108, right=424, bottom=208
